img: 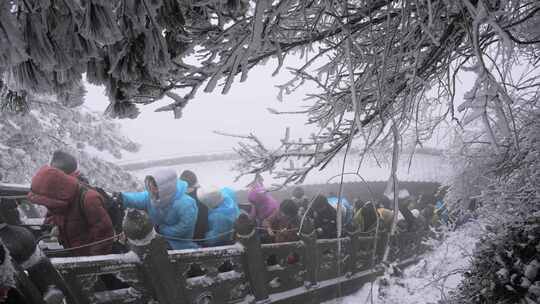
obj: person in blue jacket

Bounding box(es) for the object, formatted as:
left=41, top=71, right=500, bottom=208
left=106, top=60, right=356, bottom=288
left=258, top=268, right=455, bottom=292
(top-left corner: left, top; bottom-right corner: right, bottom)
left=435, top=199, right=449, bottom=225
left=120, top=169, right=199, bottom=250
left=198, top=187, right=240, bottom=247
left=327, top=195, right=354, bottom=227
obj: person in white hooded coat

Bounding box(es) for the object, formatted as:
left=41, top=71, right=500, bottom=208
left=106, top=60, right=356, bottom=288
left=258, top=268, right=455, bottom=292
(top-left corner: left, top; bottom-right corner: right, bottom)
left=120, top=169, right=199, bottom=249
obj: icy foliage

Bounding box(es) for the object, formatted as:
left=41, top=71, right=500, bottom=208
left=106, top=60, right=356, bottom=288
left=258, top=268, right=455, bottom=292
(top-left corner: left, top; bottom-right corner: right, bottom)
left=326, top=221, right=484, bottom=304
left=480, top=111, right=540, bottom=216
left=0, top=96, right=140, bottom=191
left=0, top=0, right=251, bottom=118
left=1, top=0, right=539, bottom=186
left=448, top=213, right=540, bottom=304
left=441, top=108, right=540, bottom=304
left=443, top=61, right=540, bottom=304
left=210, top=0, right=540, bottom=186
left=446, top=104, right=540, bottom=216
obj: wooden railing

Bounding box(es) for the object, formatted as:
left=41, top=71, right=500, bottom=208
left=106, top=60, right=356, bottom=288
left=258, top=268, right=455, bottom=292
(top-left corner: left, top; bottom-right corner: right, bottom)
left=53, top=252, right=145, bottom=304
left=0, top=181, right=434, bottom=304
left=36, top=211, right=424, bottom=304
left=169, top=245, right=248, bottom=304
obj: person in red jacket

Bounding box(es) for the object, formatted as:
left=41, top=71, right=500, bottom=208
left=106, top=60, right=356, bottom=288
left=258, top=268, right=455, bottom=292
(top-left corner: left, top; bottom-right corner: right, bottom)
left=27, top=166, right=113, bottom=256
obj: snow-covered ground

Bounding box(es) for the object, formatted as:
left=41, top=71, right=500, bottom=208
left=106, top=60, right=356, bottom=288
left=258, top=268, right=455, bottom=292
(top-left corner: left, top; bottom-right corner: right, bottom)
left=128, top=154, right=450, bottom=189
left=326, top=221, right=483, bottom=304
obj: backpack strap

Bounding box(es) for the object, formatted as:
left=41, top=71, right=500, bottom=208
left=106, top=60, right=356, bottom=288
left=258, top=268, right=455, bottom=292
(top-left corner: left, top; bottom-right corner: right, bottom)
left=94, top=187, right=123, bottom=233
left=77, top=185, right=90, bottom=240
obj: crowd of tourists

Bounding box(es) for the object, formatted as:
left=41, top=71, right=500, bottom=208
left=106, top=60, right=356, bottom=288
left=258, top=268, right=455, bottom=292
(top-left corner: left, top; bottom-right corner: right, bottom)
left=0, top=150, right=465, bottom=258
left=0, top=150, right=477, bottom=303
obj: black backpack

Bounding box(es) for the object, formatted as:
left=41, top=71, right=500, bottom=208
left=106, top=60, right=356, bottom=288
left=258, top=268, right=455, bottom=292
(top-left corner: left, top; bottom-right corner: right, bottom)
left=193, top=199, right=209, bottom=244
left=77, top=185, right=125, bottom=234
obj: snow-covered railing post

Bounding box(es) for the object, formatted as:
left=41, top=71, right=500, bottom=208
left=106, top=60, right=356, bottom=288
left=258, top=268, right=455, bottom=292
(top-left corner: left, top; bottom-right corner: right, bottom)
left=235, top=214, right=270, bottom=303
left=299, top=219, right=319, bottom=288
left=0, top=224, right=45, bottom=304
left=0, top=223, right=77, bottom=304
left=346, top=229, right=361, bottom=276
left=376, top=231, right=389, bottom=264
left=123, top=209, right=185, bottom=304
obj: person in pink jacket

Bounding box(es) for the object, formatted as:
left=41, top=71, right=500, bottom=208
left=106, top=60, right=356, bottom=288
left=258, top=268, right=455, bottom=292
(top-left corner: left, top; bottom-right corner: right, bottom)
left=247, top=178, right=279, bottom=225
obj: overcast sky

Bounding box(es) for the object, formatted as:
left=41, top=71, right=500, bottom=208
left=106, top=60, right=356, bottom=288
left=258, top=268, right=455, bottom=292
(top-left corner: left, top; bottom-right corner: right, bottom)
left=84, top=57, right=320, bottom=161
left=83, top=56, right=474, bottom=162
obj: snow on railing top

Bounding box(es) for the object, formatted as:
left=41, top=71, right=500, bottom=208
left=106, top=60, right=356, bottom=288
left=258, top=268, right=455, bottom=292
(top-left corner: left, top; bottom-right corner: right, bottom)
left=0, top=182, right=30, bottom=190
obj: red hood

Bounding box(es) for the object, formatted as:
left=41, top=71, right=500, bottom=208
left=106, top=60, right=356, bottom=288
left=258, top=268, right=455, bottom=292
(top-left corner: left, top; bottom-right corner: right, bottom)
left=27, top=166, right=79, bottom=212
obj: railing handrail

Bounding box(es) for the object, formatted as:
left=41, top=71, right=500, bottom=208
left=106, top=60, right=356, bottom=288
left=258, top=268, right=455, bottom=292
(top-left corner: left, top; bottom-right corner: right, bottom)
left=46, top=226, right=424, bottom=304
left=50, top=251, right=140, bottom=269
left=168, top=243, right=244, bottom=258
left=4, top=181, right=434, bottom=304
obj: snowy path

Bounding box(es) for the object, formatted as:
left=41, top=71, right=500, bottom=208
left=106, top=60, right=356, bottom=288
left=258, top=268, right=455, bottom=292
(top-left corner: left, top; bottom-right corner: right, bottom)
left=327, top=221, right=483, bottom=304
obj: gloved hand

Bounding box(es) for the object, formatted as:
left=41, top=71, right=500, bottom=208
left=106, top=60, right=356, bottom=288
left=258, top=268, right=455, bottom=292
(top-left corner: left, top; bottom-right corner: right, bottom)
left=47, top=226, right=59, bottom=242
left=112, top=192, right=124, bottom=207
left=43, top=286, right=65, bottom=304
left=50, top=226, right=59, bottom=237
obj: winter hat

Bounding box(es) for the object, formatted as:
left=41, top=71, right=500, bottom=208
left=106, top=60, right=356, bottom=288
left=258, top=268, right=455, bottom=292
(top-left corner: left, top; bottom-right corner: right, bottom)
left=384, top=188, right=411, bottom=201
left=292, top=187, right=305, bottom=199
left=280, top=199, right=299, bottom=218
left=312, top=195, right=329, bottom=211
left=353, top=198, right=366, bottom=210
left=50, top=150, right=78, bottom=175
left=398, top=189, right=411, bottom=200
left=199, top=187, right=223, bottom=209
left=180, top=170, right=199, bottom=189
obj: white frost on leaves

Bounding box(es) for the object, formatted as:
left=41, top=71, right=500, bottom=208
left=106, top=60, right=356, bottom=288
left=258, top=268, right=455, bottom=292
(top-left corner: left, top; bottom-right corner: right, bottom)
left=0, top=96, right=140, bottom=191
left=327, top=221, right=484, bottom=304
left=6, top=119, right=20, bottom=130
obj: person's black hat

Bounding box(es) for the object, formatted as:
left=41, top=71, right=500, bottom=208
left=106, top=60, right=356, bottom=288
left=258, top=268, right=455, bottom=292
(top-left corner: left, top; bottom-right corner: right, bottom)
left=180, top=170, right=199, bottom=189
left=313, top=195, right=328, bottom=210
left=50, top=150, right=77, bottom=174
left=353, top=198, right=365, bottom=209
left=280, top=199, right=299, bottom=217
left=292, top=187, right=305, bottom=199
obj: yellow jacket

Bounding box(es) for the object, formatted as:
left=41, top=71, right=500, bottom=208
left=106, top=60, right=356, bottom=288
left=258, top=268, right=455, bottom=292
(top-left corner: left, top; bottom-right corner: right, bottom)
left=353, top=207, right=394, bottom=232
